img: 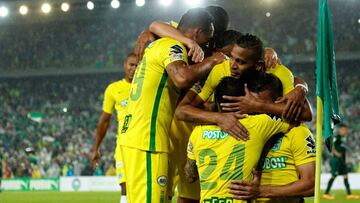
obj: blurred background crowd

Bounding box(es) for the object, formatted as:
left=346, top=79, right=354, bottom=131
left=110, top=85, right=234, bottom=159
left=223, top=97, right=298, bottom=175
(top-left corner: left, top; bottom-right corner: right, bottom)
left=1, top=0, right=360, bottom=178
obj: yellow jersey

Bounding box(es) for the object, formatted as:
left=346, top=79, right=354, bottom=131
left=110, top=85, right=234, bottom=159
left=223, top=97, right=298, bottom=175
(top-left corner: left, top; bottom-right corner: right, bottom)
left=120, top=38, right=188, bottom=153
left=198, top=63, right=295, bottom=102
left=260, top=125, right=316, bottom=186
left=187, top=114, right=290, bottom=203
left=102, top=79, right=131, bottom=136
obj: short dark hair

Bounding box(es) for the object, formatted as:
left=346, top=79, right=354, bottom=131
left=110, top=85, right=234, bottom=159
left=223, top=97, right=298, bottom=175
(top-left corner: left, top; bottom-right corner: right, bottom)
left=237, top=33, right=264, bottom=63
left=204, top=6, right=229, bottom=37
left=215, top=30, right=243, bottom=49
left=214, top=71, right=283, bottom=111
left=214, top=77, right=245, bottom=111
left=124, top=52, right=137, bottom=63
left=246, top=71, right=283, bottom=101
left=178, top=8, right=214, bottom=34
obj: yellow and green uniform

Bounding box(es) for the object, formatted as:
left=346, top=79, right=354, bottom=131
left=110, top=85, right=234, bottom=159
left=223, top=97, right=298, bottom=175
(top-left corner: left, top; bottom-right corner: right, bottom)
left=102, top=79, right=131, bottom=184
left=257, top=125, right=316, bottom=203
left=168, top=83, right=204, bottom=200
left=187, top=114, right=290, bottom=203
left=120, top=37, right=188, bottom=203
left=198, top=62, right=294, bottom=102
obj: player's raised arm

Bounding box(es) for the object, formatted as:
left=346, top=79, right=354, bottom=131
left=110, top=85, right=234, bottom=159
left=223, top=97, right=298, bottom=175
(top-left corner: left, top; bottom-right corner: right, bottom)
left=149, top=21, right=204, bottom=63
left=166, top=52, right=225, bottom=89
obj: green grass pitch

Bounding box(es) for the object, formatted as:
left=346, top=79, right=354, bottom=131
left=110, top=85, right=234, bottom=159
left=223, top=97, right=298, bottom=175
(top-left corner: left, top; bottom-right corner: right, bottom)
left=1, top=190, right=359, bottom=203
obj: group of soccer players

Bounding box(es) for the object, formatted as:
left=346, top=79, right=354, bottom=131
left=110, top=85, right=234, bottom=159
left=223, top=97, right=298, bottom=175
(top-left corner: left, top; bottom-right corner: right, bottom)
left=90, top=5, right=356, bottom=203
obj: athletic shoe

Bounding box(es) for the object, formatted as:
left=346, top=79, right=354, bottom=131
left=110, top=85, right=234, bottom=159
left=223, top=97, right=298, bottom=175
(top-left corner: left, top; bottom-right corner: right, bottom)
left=323, top=194, right=335, bottom=200
left=347, top=194, right=360, bottom=199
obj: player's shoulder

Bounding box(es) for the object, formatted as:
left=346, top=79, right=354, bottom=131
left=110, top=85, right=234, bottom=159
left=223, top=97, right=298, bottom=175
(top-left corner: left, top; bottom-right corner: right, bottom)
left=191, top=125, right=221, bottom=137
left=245, top=114, right=280, bottom=123
left=286, top=124, right=312, bottom=138
left=286, top=124, right=315, bottom=149
left=268, top=64, right=292, bottom=74
left=106, top=79, right=126, bottom=88
left=207, top=59, right=231, bottom=79
left=156, top=37, right=185, bottom=49
left=213, top=59, right=230, bottom=72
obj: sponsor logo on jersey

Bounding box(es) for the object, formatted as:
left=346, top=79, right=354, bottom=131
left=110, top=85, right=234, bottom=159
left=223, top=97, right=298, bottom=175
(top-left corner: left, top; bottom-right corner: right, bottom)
left=169, top=45, right=185, bottom=62
left=157, top=176, right=167, bottom=187
left=203, top=197, right=233, bottom=203
left=270, top=137, right=283, bottom=151
left=305, top=135, right=316, bottom=154
left=202, top=130, right=228, bottom=140
left=262, top=156, right=288, bottom=170
left=120, top=99, right=128, bottom=107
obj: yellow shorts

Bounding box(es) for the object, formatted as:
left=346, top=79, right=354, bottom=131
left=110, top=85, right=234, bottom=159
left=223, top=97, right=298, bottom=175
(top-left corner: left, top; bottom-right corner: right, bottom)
left=114, top=139, right=126, bottom=185
left=121, top=146, right=169, bottom=203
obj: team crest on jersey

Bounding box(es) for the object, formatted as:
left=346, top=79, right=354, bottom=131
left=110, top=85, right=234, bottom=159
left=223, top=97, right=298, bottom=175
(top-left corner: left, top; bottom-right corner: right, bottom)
left=169, top=45, right=184, bottom=62
left=157, top=176, right=167, bottom=187
left=270, top=137, right=283, bottom=151
left=120, top=99, right=128, bottom=107
left=305, top=135, right=316, bottom=154
left=187, top=141, right=194, bottom=154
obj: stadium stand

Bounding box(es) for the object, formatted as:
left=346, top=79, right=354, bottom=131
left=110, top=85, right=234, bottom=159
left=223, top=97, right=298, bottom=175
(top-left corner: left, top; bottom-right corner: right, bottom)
left=1, top=0, right=359, bottom=178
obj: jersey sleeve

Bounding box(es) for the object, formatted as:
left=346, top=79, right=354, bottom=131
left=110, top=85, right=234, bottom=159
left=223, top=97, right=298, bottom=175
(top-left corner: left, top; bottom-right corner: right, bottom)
left=256, top=115, right=290, bottom=143
left=187, top=127, right=200, bottom=160
left=102, top=84, right=115, bottom=114
left=159, top=39, right=188, bottom=68
left=267, top=64, right=294, bottom=95
left=290, top=126, right=316, bottom=166
left=197, top=66, right=221, bottom=101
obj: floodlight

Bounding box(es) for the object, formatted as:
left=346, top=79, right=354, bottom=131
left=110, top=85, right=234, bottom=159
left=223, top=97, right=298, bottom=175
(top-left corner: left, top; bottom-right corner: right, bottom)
left=87, top=1, right=95, bottom=10
left=19, top=5, right=28, bottom=15
left=0, top=6, right=9, bottom=17
left=266, top=12, right=271, bottom=17
left=159, top=0, right=173, bottom=7
left=61, top=3, right=70, bottom=12
left=136, top=0, right=145, bottom=7
left=41, top=3, right=51, bottom=14
left=185, top=0, right=203, bottom=7
left=111, top=0, right=120, bottom=9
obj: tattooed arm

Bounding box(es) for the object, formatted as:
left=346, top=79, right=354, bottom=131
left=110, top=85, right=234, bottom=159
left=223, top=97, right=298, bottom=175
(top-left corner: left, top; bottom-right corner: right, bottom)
left=165, top=52, right=225, bottom=89
left=184, top=158, right=199, bottom=183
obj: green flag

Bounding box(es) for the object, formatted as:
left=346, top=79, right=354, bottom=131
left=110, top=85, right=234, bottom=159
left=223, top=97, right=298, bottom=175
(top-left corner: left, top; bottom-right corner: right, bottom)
left=316, top=0, right=341, bottom=151
left=27, top=112, right=43, bottom=123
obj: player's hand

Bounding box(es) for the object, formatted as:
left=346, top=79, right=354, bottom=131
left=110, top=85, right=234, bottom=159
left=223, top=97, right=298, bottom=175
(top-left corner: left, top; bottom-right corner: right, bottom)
left=135, top=30, right=156, bottom=60
left=264, top=47, right=280, bottom=70
left=221, top=84, right=260, bottom=114
left=210, top=52, right=227, bottom=65
left=91, top=149, right=101, bottom=170
left=215, top=112, right=249, bottom=141
left=186, top=40, right=204, bottom=63
left=228, top=168, right=261, bottom=200
left=276, top=86, right=306, bottom=121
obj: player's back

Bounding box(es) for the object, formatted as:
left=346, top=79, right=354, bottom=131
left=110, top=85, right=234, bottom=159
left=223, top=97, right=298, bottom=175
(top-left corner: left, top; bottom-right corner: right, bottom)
left=120, top=37, right=188, bottom=153
left=187, top=114, right=289, bottom=203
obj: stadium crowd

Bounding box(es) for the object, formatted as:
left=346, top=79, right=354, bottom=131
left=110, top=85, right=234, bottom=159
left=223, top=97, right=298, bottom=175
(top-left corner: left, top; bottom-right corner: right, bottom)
left=0, top=1, right=359, bottom=72
left=1, top=59, right=360, bottom=178
left=0, top=74, right=119, bottom=178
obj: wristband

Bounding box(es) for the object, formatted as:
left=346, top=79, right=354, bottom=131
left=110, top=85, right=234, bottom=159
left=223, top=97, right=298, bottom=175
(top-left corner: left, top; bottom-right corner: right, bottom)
left=295, top=84, right=308, bottom=94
